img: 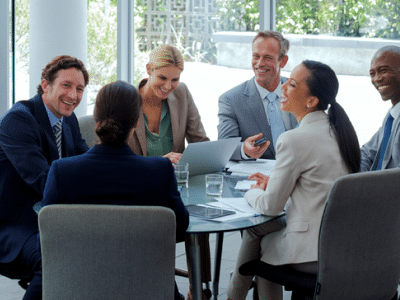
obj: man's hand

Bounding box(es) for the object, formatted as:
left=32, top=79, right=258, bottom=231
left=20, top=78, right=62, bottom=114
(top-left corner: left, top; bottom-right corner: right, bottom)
left=163, top=152, right=182, bottom=164
left=243, top=133, right=270, bottom=159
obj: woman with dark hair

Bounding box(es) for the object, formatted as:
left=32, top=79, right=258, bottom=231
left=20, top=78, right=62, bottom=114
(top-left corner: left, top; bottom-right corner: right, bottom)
left=40, top=80, right=189, bottom=300
left=226, top=61, right=360, bottom=300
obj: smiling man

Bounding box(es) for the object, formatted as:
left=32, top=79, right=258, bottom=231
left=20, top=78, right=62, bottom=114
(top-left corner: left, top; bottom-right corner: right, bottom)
left=361, top=46, right=400, bottom=171
left=0, top=55, right=89, bottom=299
left=218, top=31, right=297, bottom=160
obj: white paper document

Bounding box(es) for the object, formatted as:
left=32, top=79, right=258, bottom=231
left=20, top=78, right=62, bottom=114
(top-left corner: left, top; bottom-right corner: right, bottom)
left=234, top=180, right=257, bottom=190
left=227, top=159, right=276, bottom=176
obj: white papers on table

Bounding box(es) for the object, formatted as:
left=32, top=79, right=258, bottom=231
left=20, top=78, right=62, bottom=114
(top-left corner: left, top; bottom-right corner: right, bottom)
left=227, top=159, right=276, bottom=177
left=201, top=197, right=261, bottom=222
left=234, top=180, right=256, bottom=190
left=218, top=198, right=260, bottom=214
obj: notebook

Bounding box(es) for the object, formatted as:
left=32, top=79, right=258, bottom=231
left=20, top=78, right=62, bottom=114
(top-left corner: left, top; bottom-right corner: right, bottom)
left=179, top=138, right=241, bottom=176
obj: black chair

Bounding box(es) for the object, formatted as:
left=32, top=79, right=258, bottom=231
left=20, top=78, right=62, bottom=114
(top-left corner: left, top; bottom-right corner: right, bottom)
left=240, top=169, right=400, bottom=300
left=0, top=262, right=34, bottom=290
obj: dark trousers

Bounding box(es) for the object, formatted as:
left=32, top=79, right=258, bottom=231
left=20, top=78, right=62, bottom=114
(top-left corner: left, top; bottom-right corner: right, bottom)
left=16, top=234, right=42, bottom=300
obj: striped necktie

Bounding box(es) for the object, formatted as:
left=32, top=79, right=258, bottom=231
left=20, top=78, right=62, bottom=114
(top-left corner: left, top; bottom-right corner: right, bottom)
left=267, top=92, right=285, bottom=151
left=376, top=114, right=394, bottom=170
left=53, top=120, right=62, bottom=158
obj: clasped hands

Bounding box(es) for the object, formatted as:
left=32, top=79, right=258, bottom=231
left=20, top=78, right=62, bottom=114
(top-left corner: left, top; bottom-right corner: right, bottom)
left=163, top=152, right=182, bottom=164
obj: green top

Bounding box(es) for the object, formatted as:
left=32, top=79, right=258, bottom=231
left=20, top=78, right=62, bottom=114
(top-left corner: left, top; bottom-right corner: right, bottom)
left=144, top=100, right=174, bottom=157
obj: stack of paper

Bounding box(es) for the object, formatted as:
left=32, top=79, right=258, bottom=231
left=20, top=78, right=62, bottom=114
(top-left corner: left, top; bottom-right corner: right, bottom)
left=227, top=159, right=276, bottom=177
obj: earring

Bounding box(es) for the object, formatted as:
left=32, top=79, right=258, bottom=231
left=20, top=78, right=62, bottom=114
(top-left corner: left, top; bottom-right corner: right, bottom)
left=307, top=105, right=310, bottom=108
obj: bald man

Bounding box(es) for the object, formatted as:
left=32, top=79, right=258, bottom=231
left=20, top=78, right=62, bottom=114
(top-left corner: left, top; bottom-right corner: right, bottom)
left=361, top=46, right=400, bottom=171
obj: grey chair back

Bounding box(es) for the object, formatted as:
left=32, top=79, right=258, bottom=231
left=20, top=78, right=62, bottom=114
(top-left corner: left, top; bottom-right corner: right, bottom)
left=39, top=204, right=176, bottom=300
left=77, top=114, right=97, bottom=148
left=315, top=168, right=400, bottom=299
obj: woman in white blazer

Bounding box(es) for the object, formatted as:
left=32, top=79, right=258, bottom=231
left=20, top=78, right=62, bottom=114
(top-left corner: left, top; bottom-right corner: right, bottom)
left=227, top=60, right=361, bottom=300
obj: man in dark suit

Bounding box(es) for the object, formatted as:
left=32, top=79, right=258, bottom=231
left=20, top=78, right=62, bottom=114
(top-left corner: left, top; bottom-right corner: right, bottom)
left=0, top=55, right=89, bottom=300
left=218, top=31, right=297, bottom=160
left=361, top=46, right=400, bottom=171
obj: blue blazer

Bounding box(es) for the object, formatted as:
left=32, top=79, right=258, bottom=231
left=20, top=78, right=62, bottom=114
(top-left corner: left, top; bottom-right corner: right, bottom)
left=41, top=144, right=190, bottom=242
left=0, top=94, right=88, bottom=263
left=218, top=77, right=297, bottom=160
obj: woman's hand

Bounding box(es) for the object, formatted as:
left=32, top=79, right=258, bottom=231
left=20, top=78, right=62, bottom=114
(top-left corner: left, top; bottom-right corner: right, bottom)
left=248, top=172, right=269, bottom=191
left=163, top=152, right=182, bottom=164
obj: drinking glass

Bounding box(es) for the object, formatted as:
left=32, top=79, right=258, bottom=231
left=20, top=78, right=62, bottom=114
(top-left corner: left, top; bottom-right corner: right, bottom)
left=205, top=174, right=223, bottom=198
left=174, top=163, right=189, bottom=188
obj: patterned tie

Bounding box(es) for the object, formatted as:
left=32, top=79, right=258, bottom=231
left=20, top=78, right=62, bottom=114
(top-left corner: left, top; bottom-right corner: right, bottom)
left=267, top=92, right=285, bottom=151
left=53, top=120, right=62, bottom=158
left=376, top=114, right=394, bottom=170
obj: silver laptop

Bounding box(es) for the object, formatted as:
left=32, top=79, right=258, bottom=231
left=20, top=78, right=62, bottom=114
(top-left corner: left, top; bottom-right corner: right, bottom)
left=179, top=138, right=241, bottom=176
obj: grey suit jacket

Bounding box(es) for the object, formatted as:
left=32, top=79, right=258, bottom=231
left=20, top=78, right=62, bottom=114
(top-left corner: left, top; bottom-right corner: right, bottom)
left=128, top=80, right=209, bottom=156
left=245, top=111, right=349, bottom=265
left=361, top=110, right=400, bottom=171
left=217, top=77, right=297, bottom=160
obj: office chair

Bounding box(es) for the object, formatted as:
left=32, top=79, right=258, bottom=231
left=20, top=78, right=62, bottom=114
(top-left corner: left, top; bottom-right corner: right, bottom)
left=240, top=168, right=400, bottom=300
left=77, top=115, right=213, bottom=299
left=77, top=114, right=98, bottom=148
left=39, top=204, right=176, bottom=300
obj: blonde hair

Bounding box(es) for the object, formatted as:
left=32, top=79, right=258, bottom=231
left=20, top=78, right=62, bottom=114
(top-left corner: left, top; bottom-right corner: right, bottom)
left=148, top=45, right=184, bottom=71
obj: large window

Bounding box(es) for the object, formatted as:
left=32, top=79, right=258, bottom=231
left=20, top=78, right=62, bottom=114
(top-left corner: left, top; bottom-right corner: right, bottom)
left=14, top=0, right=30, bottom=102
left=86, top=0, right=118, bottom=110
left=276, top=0, right=400, bottom=39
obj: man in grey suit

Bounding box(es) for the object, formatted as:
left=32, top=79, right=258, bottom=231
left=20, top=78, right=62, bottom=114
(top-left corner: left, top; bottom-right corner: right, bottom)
left=361, top=45, right=400, bottom=171
left=218, top=30, right=297, bottom=160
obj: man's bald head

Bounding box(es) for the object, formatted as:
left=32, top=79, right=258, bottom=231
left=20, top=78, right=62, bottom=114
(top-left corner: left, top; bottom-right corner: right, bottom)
left=370, top=45, right=400, bottom=106
left=372, top=46, right=400, bottom=62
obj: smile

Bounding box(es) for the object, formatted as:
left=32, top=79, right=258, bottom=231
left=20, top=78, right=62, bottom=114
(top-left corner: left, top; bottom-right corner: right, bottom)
left=377, top=85, right=389, bottom=91
left=160, top=88, right=169, bottom=93
left=61, top=99, right=76, bottom=106
left=280, top=97, right=289, bottom=106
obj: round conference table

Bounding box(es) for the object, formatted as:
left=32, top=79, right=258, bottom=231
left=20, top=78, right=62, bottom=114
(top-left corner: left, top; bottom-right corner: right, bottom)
left=183, top=173, right=284, bottom=300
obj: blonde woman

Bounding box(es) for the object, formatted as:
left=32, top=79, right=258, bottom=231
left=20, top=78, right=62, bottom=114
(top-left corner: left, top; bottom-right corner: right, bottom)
left=128, top=44, right=209, bottom=163
left=128, top=45, right=211, bottom=300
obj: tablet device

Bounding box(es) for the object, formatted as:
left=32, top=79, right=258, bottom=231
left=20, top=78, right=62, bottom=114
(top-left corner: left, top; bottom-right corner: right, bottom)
left=186, top=205, right=236, bottom=219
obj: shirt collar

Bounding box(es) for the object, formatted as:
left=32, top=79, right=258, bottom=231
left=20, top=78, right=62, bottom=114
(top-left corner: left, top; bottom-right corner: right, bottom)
left=44, top=103, right=63, bottom=127
left=254, top=77, right=282, bottom=103
left=390, top=101, right=400, bottom=120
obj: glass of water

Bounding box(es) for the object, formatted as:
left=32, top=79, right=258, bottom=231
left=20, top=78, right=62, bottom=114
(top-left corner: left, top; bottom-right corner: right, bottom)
left=174, top=162, right=189, bottom=188
left=205, top=174, right=224, bottom=198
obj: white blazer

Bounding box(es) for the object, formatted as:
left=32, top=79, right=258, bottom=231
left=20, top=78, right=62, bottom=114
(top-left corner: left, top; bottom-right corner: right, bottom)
left=245, top=111, right=349, bottom=265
